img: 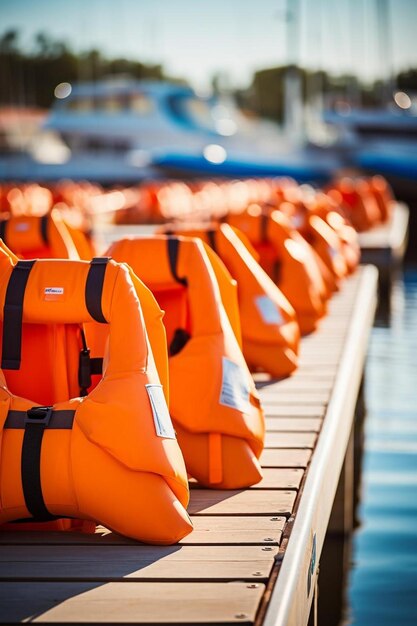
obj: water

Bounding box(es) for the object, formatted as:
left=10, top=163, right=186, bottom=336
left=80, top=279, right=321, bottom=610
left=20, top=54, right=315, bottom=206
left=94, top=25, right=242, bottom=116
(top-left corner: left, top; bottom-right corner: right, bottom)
left=347, top=267, right=417, bottom=625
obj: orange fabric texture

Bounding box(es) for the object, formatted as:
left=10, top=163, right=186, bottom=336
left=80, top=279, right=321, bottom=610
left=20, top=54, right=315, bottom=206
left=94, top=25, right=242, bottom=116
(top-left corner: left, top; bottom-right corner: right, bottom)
left=164, top=223, right=300, bottom=378
left=63, top=220, right=96, bottom=260
left=0, top=250, right=191, bottom=544
left=106, top=235, right=265, bottom=489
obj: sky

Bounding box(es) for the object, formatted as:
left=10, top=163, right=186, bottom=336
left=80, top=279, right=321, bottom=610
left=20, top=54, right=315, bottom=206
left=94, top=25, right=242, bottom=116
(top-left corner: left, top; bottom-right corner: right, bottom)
left=1, top=0, right=417, bottom=89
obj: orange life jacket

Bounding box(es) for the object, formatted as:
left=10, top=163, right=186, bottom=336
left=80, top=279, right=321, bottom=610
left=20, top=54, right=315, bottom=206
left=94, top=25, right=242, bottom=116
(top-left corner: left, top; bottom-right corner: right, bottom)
left=369, top=175, right=394, bottom=223
left=62, top=220, right=96, bottom=260
left=226, top=209, right=328, bottom=335
left=0, top=250, right=191, bottom=544
left=0, top=211, right=79, bottom=260
left=304, top=214, right=348, bottom=281
left=106, top=235, right=265, bottom=489
left=162, top=223, right=300, bottom=378
left=327, top=178, right=381, bottom=232
left=308, top=197, right=360, bottom=275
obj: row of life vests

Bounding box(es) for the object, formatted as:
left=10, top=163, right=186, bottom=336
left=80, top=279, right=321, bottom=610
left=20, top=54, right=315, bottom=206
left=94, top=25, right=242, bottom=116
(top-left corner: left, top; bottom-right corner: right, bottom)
left=0, top=175, right=396, bottom=544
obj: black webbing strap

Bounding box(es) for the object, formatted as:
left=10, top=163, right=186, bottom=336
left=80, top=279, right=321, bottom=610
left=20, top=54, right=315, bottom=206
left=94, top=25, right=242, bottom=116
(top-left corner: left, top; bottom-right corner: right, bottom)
left=1, top=260, right=36, bottom=370
left=0, top=220, right=7, bottom=244
left=167, top=238, right=187, bottom=286
left=40, top=215, right=49, bottom=245
left=260, top=213, right=269, bottom=242
left=207, top=230, right=217, bottom=254
left=5, top=409, right=75, bottom=429
left=169, top=328, right=191, bottom=356
left=78, top=328, right=91, bottom=397
left=90, top=357, right=103, bottom=375
left=14, top=406, right=75, bottom=521
left=85, top=257, right=110, bottom=323
left=78, top=327, right=104, bottom=397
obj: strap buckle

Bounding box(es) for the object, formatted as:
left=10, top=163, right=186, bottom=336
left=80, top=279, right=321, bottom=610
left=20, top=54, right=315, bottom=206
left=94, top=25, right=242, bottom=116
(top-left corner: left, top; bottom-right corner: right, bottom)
left=25, top=406, right=53, bottom=427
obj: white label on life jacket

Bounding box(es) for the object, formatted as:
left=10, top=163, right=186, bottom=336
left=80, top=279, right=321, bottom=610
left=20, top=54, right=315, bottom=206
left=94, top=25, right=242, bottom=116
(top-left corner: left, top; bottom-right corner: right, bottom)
left=219, top=357, right=251, bottom=413
left=146, top=384, right=176, bottom=439
left=44, top=287, right=65, bottom=301
left=255, top=295, right=284, bottom=325
left=44, top=287, right=64, bottom=295
left=15, top=222, right=29, bottom=232
left=328, top=245, right=338, bottom=260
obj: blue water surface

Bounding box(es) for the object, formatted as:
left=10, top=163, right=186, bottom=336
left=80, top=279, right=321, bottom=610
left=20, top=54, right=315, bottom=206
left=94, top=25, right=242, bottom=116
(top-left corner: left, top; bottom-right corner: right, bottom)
left=348, top=268, right=417, bottom=625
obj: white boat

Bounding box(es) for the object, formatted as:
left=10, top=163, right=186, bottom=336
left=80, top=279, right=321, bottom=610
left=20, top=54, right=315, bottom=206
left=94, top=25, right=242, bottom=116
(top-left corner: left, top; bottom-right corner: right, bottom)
left=0, top=79, right=335, bottom=183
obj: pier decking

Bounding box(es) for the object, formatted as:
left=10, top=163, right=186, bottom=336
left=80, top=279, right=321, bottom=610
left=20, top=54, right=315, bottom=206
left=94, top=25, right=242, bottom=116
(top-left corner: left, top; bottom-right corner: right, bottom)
left=0, top=267, right=378, bottom=626
left=359, top=203, right=409, bottom=296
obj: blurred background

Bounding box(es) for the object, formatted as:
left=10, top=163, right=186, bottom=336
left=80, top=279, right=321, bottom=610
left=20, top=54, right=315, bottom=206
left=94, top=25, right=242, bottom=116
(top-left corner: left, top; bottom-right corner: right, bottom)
left=1, top=0, right=417, bottom=192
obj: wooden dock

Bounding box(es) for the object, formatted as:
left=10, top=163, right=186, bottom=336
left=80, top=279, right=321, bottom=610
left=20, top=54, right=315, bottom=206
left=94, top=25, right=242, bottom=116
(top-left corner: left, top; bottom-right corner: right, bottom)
left=0, top=266, right=378, bottom=626
left=358, top=202, right=409, bottom=298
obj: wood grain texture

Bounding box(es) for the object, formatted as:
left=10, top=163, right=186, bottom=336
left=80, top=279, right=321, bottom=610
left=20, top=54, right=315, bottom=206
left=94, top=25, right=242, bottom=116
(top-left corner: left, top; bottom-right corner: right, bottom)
left=0, top=517, right=286, bottom=547
left=264, top=432, right=317, bottom=449
left=0, top=581, right=266, bottom=624
left=189, top=489, right=296, bottom=517
left=265, top=418, right=322, bottom=432
left=250, top=468, right=304, bottom=490
left=0, top=545, right=278, bottom=582
left=260, top=448, right=312, bottom=468
left=261, top=405, right=326, bottom=418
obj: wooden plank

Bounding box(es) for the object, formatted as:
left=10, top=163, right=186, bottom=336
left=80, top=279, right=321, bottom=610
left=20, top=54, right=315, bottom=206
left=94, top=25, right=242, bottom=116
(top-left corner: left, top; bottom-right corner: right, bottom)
left=259, top=379, right=333, bottom=392
left=297, top=356, right=342, bottom=366
left=251, top=468, right=304, bottom=490
left=260, top=449, right=312, bottom=468
left=259, top=392, right=329, bottom=405
left=189, top=490, right=296, bottom=517
left=0, top=545, right=278, bottom=582
left=265, top=418, right=322, bottom=432
left=190, top=469, right=303, bottom=491
left=265, top=433, right=317, bottom=449
left=296, top=364, right=339, bottom=375
left=0, top=581, right=265, bottom=624
left=260, top=405, right=326, bottom=418
left=0, top=517, right=286, bottom=547
left=253, top=372, right=335, bottom=385
left=259, top=387, right=331, bottom=399
left=183, top=516, right=286, bottom=545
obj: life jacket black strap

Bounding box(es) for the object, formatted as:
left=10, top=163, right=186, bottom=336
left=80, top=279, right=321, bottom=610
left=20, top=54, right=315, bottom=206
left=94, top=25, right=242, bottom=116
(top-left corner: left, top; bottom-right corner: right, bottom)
left=169, top=328, right=191, bottom=356
left=13, top=406, right=75, bottom=521
left=90, top=357, right=103, bottom=375
left=167, top=238, right=187, bottom=286
left=40, top=214, right=49, bottom=245
left=5, top=409, right=75, bottom=429
left=207, top=230, right=217, bottom=253
left=260, top=213, right=269, bottom=242
left=1, top=259, right=36, bottom=370
left=85, top=257, right=110, bottom=323
left=0, top=220, right=7, bottom=243
left=78, top=327, right=104, bottom=397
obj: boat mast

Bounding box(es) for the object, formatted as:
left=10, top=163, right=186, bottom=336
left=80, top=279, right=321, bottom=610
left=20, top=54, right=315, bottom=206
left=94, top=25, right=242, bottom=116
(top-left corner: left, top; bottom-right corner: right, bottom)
left=283, top=0, right=304, bottom=143
left=376, top=0, right=394, bottom=107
